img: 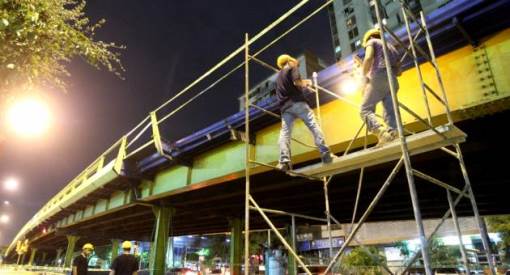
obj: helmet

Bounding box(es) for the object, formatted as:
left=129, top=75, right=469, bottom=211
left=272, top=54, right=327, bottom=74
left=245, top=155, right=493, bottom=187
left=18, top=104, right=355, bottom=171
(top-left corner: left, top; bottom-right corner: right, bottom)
left=122, top=241, right=132, bottom=250
left=82, top=243, right=94, bottom=250
left=276, top=54, right=297, bottom=69
left=362, top=28, right=381, bottom=47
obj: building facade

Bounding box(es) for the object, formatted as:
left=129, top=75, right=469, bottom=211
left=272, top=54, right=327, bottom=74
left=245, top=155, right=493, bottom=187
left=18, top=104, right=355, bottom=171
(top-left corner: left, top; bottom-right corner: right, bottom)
left=328, top=0, right=454, bottom=61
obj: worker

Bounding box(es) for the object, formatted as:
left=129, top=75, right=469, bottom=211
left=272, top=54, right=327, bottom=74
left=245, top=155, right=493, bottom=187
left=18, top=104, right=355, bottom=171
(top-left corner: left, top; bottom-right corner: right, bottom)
left=275, top=54, right=336, bottom=172
left=110, top=241, right=139, bottom=275
left=359, top=28, right=402, bottom=145
left=72, top=243, right=94, bottom=275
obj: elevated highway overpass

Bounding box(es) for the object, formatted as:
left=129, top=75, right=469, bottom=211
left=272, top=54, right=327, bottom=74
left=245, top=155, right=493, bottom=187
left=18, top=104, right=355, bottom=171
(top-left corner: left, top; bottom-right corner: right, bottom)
left=5, top=0, right=510, bottom=273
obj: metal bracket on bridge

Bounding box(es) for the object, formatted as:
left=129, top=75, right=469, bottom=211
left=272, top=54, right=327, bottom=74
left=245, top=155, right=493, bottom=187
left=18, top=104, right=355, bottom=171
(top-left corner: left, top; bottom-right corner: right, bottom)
left=229, top=127, right=255, bottom=145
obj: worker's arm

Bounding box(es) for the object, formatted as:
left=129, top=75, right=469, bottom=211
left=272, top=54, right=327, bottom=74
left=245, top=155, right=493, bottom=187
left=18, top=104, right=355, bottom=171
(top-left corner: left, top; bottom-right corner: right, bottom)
left=109, top=270, right=115, bottom=275
left=362, top=45, right=375, bottom=79
left=72, top=266, right=78, bottom=275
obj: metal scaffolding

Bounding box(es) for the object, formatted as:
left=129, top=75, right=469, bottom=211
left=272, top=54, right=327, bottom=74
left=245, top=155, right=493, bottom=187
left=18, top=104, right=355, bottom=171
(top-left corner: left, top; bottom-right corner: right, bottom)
left=242, top=0, right=497, bottom=274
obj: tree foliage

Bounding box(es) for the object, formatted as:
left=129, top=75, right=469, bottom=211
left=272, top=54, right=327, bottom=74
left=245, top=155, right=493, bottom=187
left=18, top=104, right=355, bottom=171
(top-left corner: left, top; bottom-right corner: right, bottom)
left=394, top=240, right=411, bottom=259
left=0, top=0, right=123, bottom=94
left=341, top=246, right=386, bottom=275
left=428, top=238, right=461, bottom=267
left=487, top=215, right=510, bottom=261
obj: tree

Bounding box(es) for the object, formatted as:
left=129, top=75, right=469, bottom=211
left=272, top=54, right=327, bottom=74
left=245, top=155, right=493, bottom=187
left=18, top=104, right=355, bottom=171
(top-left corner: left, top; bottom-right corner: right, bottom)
left=394, top=240, right=411, bottom=260
left=205, top=235, right=229, bottom=267
left=428, top=238, right=461, bottom=268
left=341, top=246, right=386, bottom=275
left=487, top=215, right=510, bottom=262
left=0, top=0, right=123, bottom=94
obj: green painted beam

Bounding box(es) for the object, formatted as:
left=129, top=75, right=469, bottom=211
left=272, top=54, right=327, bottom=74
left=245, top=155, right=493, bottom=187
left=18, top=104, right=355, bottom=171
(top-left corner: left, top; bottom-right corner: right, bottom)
left=168, top=237, right=174, bottom=268
left=28, top=248, right=38, bottom=266
left=55, top=248, right=64, bottom=266
left=286, top=225, right=297, bottom=275
left=150, top=206, right=172, bottom=275
left=111, top=239, right=120, bottom=263
left=229, top=218, right=242, bottom=275
left=64, top=235, right=80, bottom=267
left=20, top=253, right=26, bottom=265
left=41, top=252, right=47, bottom=265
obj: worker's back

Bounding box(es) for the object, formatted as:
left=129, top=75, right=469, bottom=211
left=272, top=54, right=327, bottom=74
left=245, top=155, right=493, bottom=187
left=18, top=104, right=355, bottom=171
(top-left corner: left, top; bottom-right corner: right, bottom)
left=111, top=253, right=139, bottom=275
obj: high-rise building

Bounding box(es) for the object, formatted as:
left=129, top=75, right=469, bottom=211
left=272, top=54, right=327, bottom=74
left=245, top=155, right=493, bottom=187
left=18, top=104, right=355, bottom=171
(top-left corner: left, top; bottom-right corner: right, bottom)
left=327, top=0, right=453, bottom=61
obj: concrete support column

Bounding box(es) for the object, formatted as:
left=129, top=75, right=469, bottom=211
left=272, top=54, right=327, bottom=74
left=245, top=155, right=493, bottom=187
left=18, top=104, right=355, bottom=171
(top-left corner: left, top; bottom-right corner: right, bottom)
left=55, top=248, right=64, bottom=266
left=64, top=235, right=80, bottom=267
left=150, top=205, right=172, bottom=275
left=28, top=248, right=38, bottom=266
left=111, top=239, right=120, bottom=262
left=229, top=218, right=242, bottom=275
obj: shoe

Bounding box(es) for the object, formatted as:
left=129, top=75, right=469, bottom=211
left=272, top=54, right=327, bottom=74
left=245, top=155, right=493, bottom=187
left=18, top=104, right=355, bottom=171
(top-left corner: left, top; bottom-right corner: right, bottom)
left=376, top=129, right=398, bottom=146
left=276, top=162, right=292, bottom=172
left=321, top=152, right=338, bottom=164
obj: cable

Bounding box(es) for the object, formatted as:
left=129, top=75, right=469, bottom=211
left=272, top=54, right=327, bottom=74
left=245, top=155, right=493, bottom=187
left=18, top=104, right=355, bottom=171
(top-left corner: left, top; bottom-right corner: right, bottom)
left=157, top=0, right=334, bottom=125
left=153, top=0, right=311, bottom=114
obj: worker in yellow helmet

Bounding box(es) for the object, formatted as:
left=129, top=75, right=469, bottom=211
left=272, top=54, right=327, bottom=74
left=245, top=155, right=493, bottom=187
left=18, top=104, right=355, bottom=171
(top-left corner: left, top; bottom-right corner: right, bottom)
left=359, top=28, right=402, bottom=145
left=275, top=54, right=336, bottom=172
left=72, top=243, right=94, bottom=275
left=110, top=241, right=139, bottom=275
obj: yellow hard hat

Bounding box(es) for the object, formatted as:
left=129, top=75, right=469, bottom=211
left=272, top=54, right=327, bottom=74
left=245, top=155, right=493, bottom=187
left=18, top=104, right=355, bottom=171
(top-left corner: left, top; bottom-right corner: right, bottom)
left=122, top=241, right=132, bottom=249
left=82, top=243, right=94, bottom=250
left=362, top=28, right=381, bottom=47
left=276, top=54, right=297, bottom=69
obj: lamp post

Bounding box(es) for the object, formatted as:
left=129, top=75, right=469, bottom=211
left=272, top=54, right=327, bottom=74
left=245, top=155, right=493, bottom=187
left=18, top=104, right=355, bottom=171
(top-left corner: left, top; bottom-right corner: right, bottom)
left=5, top=97, right=51, bottom=137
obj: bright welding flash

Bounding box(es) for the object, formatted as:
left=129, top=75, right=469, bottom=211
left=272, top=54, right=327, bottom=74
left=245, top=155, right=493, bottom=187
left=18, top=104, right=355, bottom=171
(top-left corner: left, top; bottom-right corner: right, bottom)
left=339, top=77, right=361, bottom=96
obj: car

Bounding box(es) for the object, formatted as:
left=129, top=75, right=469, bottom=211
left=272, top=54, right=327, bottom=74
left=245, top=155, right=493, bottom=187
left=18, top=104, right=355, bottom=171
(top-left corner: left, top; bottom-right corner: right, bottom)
left=168, top=267, right=199, bottom=275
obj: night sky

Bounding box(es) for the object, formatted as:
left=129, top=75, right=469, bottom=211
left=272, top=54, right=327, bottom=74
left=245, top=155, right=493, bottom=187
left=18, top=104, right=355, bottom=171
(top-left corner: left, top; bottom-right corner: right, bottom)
left=0, top=1, right=335, bottom=244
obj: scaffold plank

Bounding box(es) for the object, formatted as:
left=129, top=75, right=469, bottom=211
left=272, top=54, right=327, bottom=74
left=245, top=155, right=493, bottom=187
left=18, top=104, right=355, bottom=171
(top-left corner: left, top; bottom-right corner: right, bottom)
left=294, top=125, right=466, bottom=178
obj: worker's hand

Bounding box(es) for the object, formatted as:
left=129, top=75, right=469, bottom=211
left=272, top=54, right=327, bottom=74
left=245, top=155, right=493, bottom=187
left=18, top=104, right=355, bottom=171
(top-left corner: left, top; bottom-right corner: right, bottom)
left=303, top=79, right=313, bottom=87
left=353, top=56, right=362, bottom=67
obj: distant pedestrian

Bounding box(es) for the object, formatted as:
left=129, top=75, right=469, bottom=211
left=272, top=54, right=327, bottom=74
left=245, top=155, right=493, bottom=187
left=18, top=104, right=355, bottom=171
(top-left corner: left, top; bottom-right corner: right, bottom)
left=72, top=243, right=94, bottom=275
left=110, top=241, right=139, bottom=275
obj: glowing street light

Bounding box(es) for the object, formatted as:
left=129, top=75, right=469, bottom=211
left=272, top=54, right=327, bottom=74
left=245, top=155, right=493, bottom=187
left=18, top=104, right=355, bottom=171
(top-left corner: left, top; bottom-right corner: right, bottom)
left=6, top=97, right=51, bottom=137
left=4, top=178, right=18, bottom=191
left=0, top=214, right=10, bottom=224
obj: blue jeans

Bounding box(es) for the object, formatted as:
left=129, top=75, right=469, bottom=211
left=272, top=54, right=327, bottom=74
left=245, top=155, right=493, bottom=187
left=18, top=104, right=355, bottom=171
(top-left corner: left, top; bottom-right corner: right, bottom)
left=279, top=102, right=329, bottom=163
left=360, top=72, right=399, bottom=132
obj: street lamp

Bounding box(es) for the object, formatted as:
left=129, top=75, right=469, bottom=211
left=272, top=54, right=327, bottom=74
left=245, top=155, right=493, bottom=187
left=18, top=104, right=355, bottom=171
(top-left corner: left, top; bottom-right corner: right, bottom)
left=6, top=97, right=51, bottom=137
left=3, top=178, right=18, bottom=191
left=0, top=214, right=9, bottom=224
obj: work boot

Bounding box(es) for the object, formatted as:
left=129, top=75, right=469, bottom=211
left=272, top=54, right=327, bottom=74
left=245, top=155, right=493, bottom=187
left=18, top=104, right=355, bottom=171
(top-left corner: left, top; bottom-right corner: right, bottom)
left=321, top=152, right=338, bottom=164
left=276, top=162, right=292, bottom=172
left=377, top=129, right=398, bottom=146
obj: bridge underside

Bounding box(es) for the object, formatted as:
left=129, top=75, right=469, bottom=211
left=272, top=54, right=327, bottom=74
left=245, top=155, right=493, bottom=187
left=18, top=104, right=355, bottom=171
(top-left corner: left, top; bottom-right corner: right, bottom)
left=29, top=109, right=509, bottom=251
